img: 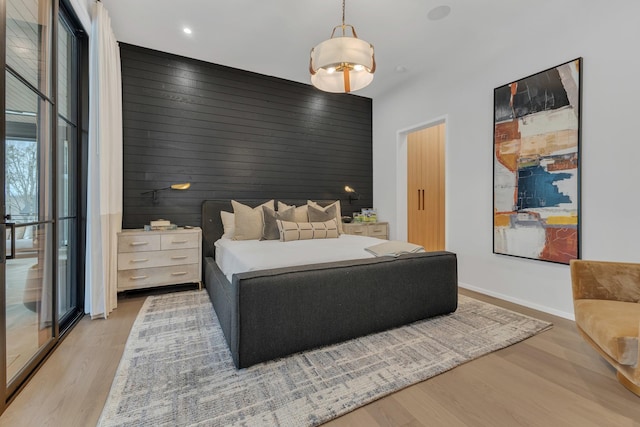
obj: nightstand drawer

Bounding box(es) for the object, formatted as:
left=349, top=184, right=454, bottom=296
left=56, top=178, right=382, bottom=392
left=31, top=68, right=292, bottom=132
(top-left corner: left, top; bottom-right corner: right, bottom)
left=342, top=222, right=389, bottom=240
left=117, top=264, right=200, bottom=290
left=342, top=223, right=367, bottom=235
left=118, top=234, right=161, bottom=253
left=368, top=224, right=388, bottom=238
left=118, top=248, right=199, bottom=270
left=161, top=232, right=199, bottom=250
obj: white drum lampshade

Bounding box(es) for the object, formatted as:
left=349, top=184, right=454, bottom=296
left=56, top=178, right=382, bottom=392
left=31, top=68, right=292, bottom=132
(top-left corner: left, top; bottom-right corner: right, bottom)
left=309, top=1, right=375, bottom=93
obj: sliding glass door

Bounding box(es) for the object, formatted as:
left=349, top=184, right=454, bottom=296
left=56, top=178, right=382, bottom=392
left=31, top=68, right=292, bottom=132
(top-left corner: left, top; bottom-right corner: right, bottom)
left=4, top=0, right=56, bottom=397
left=4, top=71, right=55, bottom=389
left=56, top=8, right=79, bottom=326
left=1, top=0, right=86, bottom=411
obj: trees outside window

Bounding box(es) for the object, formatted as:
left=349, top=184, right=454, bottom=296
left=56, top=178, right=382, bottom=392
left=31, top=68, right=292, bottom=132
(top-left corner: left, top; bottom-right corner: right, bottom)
left=5, top=139, right=37, bottom=223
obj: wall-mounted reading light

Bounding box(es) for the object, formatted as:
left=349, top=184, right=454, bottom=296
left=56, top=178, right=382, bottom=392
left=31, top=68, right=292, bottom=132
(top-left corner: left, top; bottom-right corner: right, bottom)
left=344, top=185, right=360, bottom=204
left=141, top=182, right=191, bottom=203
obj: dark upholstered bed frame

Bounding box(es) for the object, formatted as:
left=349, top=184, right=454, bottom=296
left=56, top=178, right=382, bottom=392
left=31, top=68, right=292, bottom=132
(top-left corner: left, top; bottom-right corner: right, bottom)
left=202, top=199, right=458, bottom=369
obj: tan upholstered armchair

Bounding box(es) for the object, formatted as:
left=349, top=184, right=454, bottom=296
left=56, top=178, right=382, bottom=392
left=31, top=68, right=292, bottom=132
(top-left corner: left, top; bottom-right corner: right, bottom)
left=570, top=259, right=640, bottom=395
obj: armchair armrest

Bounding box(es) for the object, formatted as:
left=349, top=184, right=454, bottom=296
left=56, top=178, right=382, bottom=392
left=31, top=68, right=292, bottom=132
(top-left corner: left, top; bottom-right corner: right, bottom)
left=570, top=259, right=640, bottom=303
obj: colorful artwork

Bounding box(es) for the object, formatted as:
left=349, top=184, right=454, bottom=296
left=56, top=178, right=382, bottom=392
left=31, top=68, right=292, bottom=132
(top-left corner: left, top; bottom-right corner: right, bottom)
left=493, top=58, right=581, bottom=264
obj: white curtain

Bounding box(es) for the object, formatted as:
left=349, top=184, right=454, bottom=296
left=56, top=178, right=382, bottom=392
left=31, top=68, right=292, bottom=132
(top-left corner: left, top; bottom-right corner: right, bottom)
left=85, top=1, right=123, bottom=319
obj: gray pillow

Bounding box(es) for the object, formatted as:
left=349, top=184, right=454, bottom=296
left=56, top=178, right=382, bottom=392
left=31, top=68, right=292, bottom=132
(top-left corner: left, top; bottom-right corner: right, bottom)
left=308, top=200, right=343, bottom=233
left=262, top=205, right=296, bottom=240
left=277, top=201, right=309, bottom=222
left=307, top=203, right=337, bottom=223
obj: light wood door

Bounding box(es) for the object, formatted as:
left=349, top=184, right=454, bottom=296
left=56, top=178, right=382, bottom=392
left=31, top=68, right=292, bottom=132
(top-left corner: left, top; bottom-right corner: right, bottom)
left=407, top=123, right=445, bottom=251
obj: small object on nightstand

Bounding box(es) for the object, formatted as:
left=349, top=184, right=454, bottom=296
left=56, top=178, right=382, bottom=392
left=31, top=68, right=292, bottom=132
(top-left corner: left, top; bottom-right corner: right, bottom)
left=341, top=216, right=353, bottom=223
left=150, top=219, right=170, bottom=228
left=144, top=223, right=177, bottom=231
left=184, top=225, right=194, bottom=229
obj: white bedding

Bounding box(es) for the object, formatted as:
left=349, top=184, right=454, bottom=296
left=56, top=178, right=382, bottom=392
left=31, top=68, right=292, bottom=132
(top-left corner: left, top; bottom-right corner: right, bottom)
left=214, top=234, right=383, bottom=282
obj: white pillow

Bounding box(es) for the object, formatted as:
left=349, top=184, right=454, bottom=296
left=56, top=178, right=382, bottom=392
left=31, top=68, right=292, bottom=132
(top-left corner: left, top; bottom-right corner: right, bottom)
left=220, top=211, right=234, bottom=239
left=23, top=225, right=34, bottom=240
left=232, top=200, right=275, bottom=240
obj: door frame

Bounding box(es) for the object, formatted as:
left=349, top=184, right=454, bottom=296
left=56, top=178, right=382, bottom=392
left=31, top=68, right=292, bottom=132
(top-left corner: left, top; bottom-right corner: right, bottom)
left=0, top=0, right=7, bottom=414
left=395, top=115, right=449, bottom=245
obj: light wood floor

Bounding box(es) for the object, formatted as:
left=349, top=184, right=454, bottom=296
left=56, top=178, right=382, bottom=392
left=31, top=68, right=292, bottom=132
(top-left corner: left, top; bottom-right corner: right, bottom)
left=1, top=288, right=639, bottom=427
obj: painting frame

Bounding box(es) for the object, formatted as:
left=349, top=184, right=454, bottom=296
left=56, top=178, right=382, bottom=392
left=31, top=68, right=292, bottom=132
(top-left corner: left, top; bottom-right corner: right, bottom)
left=493, top=58, right=582, bottom=265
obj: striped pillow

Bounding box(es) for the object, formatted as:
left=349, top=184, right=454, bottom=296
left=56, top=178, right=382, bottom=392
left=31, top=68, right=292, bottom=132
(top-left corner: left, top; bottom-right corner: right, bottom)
left=277, top=219, right=339, bottom=242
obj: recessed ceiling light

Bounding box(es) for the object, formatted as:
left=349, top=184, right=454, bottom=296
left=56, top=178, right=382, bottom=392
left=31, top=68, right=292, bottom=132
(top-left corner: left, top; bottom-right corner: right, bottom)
left=427, top=5, right=451, bottom=21
left=183, top=27, right=192, bottom=35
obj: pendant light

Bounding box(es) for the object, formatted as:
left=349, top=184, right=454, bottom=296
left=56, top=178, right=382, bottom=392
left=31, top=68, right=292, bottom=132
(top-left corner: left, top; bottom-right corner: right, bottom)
left=309, top=0, right=375, bottom=93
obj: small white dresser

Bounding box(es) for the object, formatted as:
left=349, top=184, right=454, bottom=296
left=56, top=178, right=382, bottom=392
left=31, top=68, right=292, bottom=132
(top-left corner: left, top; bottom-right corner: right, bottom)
left=117, top=227, right=202, bottom=292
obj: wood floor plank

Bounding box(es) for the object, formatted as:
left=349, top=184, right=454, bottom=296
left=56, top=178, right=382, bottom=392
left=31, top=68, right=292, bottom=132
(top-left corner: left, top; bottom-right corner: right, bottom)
left=0, top=295, right=146, bottom=427
left=322, top=404, right=381, bottom=427
left=1, top=288, right=638, bottom=427
left=499, top=341, right=640, bottom=420
left=475, top=355, right=624, bottom=426
left=391, top=386, right=467, bottom=426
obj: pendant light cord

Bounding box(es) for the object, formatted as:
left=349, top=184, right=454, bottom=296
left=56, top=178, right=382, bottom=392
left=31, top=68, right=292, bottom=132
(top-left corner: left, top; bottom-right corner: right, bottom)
left=341, top=0, right=346, bottom=36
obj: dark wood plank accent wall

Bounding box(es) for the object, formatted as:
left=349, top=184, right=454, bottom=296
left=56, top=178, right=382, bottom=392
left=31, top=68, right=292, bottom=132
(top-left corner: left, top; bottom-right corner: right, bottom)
left=120, top=44, right=373, bottom=229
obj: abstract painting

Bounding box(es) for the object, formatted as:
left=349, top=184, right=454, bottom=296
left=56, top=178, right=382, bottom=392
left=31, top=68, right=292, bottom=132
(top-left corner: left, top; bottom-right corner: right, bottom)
left=493, top=58, right=581, bottom=264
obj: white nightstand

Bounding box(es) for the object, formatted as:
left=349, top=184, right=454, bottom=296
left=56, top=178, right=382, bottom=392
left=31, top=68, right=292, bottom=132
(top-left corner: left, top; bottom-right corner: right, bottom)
left=342, top=222, right=389, bottom=240
left=117, top=227, right=202, bottom=292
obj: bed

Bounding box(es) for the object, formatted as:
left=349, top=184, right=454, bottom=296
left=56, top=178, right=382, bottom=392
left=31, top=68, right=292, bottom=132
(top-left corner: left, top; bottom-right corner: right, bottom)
left=202, top=199, right=458, bottom=369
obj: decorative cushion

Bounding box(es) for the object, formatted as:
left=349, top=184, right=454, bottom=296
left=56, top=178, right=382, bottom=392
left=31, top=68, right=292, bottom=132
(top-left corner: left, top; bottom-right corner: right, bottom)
left=308, top=203, right=338, bottom=224
left=277, top=201, right=309, bottom=223
left=23, top=225, right=34, bottom=240
left=232, top=200, right=275, bottom=240
left=14, top=226, right=26, bottom=240
left=277, top=219, right=339, bottom=242
left=262, top=205, right=296, bottom=240
left=574, top=299, right=640, bottom=366
left=220, top=211, right=235, bottom=239
left=308, top=200, right=343, bottom=233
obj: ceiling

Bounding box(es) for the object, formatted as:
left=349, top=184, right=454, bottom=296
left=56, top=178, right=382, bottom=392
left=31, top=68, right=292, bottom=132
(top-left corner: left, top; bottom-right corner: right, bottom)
left=100, top=0, right=554, bottom=99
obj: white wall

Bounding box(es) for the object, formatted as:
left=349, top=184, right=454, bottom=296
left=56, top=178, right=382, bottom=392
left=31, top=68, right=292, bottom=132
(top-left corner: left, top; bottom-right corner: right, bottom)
left=373, top=1, right=640, bottom=319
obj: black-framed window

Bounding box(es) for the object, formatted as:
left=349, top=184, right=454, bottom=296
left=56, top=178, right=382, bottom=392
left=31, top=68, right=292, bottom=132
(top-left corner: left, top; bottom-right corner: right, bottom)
left=1, top=0, right=88, bottom=412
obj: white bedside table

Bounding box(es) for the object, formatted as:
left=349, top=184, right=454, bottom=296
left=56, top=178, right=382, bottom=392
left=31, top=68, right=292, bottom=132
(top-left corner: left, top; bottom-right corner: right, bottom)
left=117, top=227, right=202, bottom=292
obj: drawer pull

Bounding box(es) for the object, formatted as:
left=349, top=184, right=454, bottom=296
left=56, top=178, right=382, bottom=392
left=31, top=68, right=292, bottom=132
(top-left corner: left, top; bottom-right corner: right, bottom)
left=171, top=271, right=187, bottom=276
left=130, top=275, right=148, bottom=280
left=129, top=241, right=149, bottom=246
left=172, top=240, right=189, bottom=244
left=353, top=230, right=364, bottom=234
left=130, top=258, right=149, bottom=263
left=372, top=229, right=382, bottom=232
left=171, top=255, right=188, bottom=260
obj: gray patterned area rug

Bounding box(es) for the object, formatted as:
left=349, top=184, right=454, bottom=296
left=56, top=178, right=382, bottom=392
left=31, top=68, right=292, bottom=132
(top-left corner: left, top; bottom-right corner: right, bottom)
left=98, top=290, right=551, bottom=427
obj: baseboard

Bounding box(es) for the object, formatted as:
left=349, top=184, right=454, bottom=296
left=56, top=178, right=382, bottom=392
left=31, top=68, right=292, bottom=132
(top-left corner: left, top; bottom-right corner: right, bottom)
left=458, top=282, right=575, bottom=321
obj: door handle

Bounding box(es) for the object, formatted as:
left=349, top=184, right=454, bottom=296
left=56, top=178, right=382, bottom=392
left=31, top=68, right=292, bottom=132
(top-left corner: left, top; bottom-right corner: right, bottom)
left=0, top=224, right=5, bottom=261
left=417, top=189, right=426, bottom=210
left=3, top=222, right=16, bottom=260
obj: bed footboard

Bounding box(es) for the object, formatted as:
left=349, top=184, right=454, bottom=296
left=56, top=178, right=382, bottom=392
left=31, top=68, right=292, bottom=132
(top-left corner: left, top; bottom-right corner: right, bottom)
left=206, top=251, right=457, bottom=369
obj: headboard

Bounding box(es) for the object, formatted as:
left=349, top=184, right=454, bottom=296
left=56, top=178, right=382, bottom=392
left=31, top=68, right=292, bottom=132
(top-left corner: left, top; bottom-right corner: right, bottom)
left=201, top=199, right=338, bottom=259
